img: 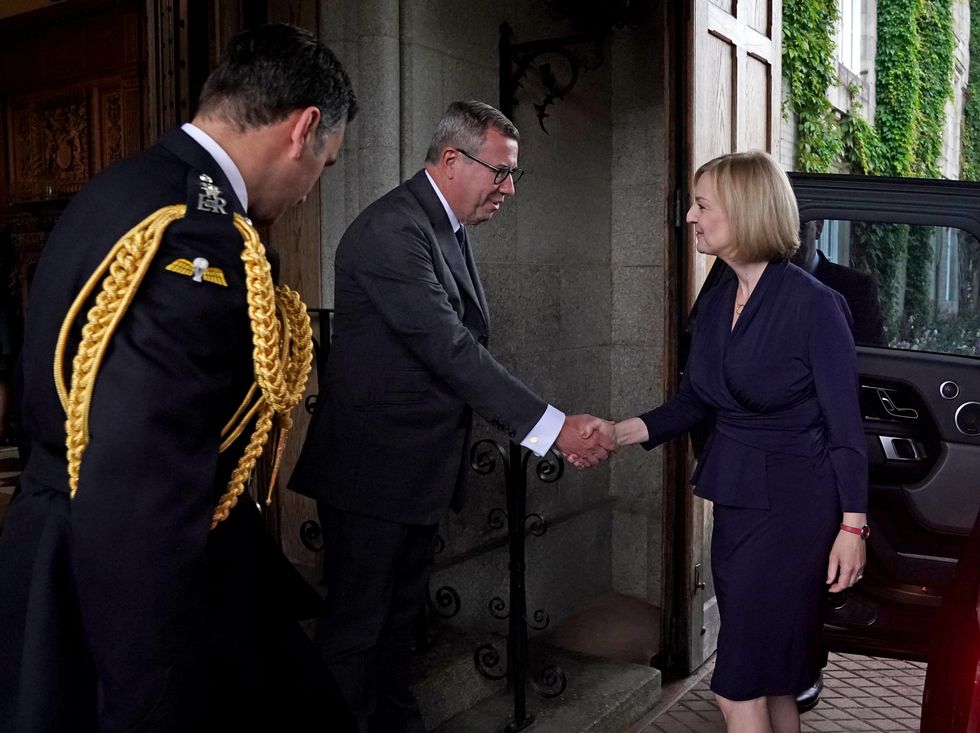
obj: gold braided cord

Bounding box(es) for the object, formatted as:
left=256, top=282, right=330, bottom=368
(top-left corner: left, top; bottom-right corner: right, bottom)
left=57, top=205, right=313, bottom=530
left=210, top=219, right=312, bottom=527
left=220, top=382, right=258, bottom=440
left=54, top=213, right=170, bottom=413
left=62, top=206, right=187, bottom=497
left=218, top=393, right=264, bottom=453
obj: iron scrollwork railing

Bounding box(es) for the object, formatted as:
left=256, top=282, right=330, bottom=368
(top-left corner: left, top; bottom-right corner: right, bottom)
left=299, top=519, right=325, bottom=552
left=471, top=439, right=568, bottom=731
left=300, top=309, right=332, bottom=584
left=427, top=535, right=462, bottom=620
left=304, top=307, right=333, bottom=417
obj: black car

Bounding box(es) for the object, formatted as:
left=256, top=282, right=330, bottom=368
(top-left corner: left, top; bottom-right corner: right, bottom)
left=694, top=173, right=980, bottom=729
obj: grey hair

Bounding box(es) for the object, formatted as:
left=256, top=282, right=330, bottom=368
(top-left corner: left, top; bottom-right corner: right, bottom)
left=425, top=101, right=519, bottom=163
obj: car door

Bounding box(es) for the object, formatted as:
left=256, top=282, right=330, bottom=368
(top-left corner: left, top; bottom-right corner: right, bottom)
left=691, top=172, right=980, bottom=663
left=791, top=172, right=980, bottom=662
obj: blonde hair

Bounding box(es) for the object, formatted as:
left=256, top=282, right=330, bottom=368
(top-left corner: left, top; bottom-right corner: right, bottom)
left=694, top=151, right=800, bottom=262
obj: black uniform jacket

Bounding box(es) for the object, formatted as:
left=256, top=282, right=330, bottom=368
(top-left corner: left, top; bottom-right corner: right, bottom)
left=0, top=130, right=348, bottom=732
left=291, top=170, right=547, bottom=525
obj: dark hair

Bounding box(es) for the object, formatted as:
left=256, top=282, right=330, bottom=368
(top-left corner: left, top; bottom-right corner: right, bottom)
left=197, top=23, right=357, bottom=143
left=425, top=101, right=519, bottom=163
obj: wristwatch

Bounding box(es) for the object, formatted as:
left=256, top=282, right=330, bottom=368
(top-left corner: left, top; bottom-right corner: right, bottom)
left=840, top=523, right=871, bottom=540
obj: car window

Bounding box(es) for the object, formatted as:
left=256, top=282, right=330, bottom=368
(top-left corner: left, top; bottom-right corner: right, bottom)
left=802, top=218, right=980, bottom=357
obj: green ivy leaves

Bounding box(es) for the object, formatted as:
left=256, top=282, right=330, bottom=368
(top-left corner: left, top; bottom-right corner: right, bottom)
left=962, top=0, right=980, bottom=180
left=783, top=0, right=954, bottom=178
left=783, top=0, right=841, bottom=172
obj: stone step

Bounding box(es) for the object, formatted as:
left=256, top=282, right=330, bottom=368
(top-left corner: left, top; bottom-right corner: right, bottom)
left=411, top=626, right=507, bottom=730
left=426, top=638, right=661, bottom=733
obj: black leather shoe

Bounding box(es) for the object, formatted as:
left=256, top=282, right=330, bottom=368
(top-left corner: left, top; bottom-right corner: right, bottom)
left=796, top=671, right=823, bottom=712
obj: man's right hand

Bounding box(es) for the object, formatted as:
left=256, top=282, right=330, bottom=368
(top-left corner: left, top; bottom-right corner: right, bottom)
left=555, top=414, right=617, bottom=468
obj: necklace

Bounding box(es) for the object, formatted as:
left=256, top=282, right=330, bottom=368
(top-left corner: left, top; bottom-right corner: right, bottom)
left=735, top=301, right=745, bottom=315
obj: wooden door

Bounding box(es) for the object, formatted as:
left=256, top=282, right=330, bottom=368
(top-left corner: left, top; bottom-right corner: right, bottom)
left=682, top=0, right=781, bottom=673
left=0, top=0, right=148, bottom=314
left=261, top=0, right=324, bottom=570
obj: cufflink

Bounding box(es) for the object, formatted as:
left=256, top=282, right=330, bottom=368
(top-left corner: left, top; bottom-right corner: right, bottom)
left=529, top=436, right=539, bottom=444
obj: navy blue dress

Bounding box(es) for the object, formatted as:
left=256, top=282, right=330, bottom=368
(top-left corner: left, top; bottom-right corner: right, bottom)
left=639, top=259, right=867, bottom=700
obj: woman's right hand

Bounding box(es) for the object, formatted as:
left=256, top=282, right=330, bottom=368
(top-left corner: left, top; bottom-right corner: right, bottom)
left=612, top=417, right=649, bottom=447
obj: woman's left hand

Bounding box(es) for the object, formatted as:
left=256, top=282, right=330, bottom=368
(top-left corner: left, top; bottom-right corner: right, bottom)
left=826, top=530, right=867, bottom=592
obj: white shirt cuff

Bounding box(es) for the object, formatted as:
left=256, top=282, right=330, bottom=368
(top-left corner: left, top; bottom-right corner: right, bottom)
left=520, top=405, right=565, bottom=456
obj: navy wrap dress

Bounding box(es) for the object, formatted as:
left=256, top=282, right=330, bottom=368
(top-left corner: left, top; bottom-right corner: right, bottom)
left=639, top=259, right=868, bottom=700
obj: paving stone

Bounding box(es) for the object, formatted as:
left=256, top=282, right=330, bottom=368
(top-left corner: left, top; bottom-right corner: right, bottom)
left=808, top=721, right=846, bottom=732
left=833, top=697, right=870, bottom=708
left=685, top=700, right=717, bottom=712
left=671, top=710, right=714, bottom=728
left=889, top=718, right=922, bottom=730
left=634, top=653, right=925, bottom=733
left=649, top=715, right=696, bottom=733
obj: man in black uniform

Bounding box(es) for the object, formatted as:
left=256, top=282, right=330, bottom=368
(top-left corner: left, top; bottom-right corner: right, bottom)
left=0, top=24, right=357, bottom=732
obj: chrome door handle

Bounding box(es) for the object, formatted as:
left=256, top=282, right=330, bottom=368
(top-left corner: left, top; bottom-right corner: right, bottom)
left=876, top=388, right=919, bottom=420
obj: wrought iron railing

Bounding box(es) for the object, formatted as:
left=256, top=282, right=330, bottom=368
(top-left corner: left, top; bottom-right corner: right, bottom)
left=470, top=439, right=568, bottom=731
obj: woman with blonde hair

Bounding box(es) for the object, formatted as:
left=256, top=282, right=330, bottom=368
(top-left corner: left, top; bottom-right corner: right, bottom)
left=614, top=151, right=868, bottom=731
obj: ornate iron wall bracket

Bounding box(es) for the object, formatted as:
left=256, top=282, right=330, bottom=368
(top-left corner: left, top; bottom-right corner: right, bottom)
left=499, top=22, right=603, bottom=133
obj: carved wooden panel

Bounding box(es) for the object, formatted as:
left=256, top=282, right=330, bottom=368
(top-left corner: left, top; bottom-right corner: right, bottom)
left=0, top=0, right=147, bottom=315
left=1, top=1, right=144, bottom=206
left=8, top=88, right=91, bottom=203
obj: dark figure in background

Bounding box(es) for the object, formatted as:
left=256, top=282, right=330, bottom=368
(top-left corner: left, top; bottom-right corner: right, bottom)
left=611, top=152, right=868, bottom=731
left=793, top=219, right=886, bottom=345
left=290, top=100, right=616, bottom=732
left=0, top=24, right=357, bottom=732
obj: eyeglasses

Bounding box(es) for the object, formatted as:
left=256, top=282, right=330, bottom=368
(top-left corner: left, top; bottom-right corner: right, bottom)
left=457, top=149, right=524, bottom=185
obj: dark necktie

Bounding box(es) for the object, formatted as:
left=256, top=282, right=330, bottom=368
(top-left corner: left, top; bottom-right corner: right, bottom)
left=454, top=225, right=477, bottom=297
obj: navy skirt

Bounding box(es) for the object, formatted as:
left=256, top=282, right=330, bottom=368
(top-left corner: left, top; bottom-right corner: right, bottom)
left=708, top=451, right=840, bottom=700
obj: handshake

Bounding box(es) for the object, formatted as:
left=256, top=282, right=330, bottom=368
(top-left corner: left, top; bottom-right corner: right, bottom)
left=554, top=414, right=649, bottom=469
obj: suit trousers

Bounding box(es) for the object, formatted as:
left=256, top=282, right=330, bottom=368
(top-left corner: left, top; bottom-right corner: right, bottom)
left=315, top=505, right=438, bottom=733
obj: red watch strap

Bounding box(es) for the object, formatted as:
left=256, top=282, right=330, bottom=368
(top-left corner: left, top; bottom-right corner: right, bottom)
left=840, top=523, right=869, bottom=539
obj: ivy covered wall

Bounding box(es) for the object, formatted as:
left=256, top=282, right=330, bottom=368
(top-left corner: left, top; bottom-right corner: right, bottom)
left=783, top=0, right=955, bottom=176
left=782, top=0, right=969, bottom=348
left=963, top=0, right=980, bottom=180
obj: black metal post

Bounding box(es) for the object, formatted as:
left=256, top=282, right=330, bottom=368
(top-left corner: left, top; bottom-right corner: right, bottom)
left=472, top=439, right=566, bottom=730
left=505, top=440, right=533, bottom=731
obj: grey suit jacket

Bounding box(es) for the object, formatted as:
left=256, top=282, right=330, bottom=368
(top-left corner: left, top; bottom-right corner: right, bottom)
left=290, top=170, right=547, bottom=524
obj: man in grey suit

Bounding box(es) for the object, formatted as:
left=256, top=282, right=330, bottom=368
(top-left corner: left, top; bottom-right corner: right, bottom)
left=290, top=100, right=614, bottom=732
